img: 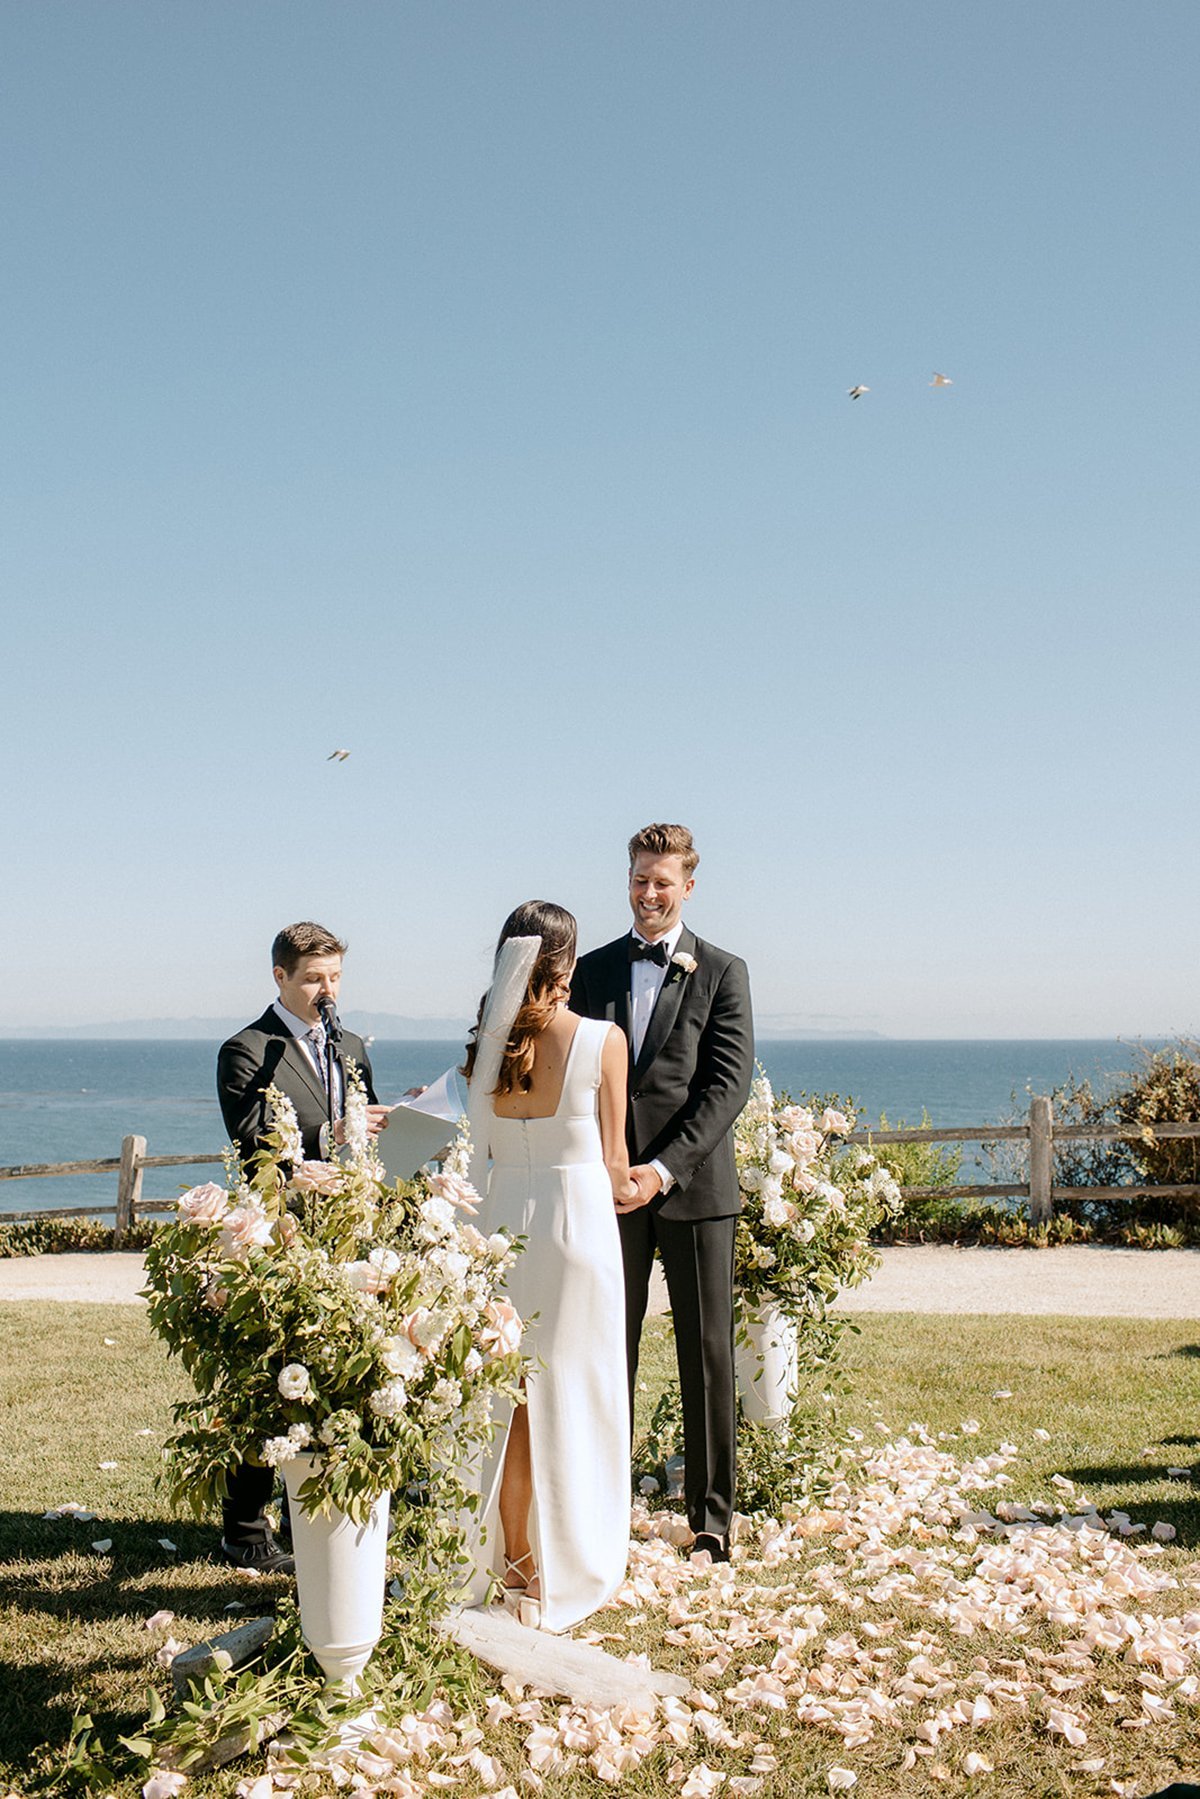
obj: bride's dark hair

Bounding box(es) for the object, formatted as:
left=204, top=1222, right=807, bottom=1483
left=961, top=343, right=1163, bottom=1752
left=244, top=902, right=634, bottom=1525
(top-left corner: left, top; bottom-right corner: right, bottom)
left=461, top=901, right=578, bottom=1096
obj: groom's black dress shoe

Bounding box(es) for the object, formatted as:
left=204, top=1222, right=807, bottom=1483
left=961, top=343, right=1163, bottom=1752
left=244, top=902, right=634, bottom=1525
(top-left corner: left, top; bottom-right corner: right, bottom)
left=219, top=1533, right=295, bottom=1575
left=690, top=1532, right=731, bottom=1564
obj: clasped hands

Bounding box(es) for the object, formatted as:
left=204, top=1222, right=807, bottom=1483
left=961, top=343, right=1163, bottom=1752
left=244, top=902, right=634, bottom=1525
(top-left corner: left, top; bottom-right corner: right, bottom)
left=615, top=1163, right=661, bottom=1215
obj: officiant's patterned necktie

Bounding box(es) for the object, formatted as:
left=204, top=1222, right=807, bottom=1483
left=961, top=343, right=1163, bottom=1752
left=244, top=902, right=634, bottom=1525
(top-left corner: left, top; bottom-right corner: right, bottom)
left=306, top=1027, right=330, bottom=1098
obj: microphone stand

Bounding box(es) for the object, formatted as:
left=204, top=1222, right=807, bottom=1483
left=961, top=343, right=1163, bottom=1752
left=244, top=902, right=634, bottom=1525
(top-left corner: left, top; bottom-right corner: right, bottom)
left=318, top=998, right=342, bottom=1155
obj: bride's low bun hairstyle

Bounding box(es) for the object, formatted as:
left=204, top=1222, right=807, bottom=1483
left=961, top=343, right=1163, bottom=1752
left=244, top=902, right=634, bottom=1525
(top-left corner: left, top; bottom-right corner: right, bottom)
left=462, top=900, right=578, bottom=1096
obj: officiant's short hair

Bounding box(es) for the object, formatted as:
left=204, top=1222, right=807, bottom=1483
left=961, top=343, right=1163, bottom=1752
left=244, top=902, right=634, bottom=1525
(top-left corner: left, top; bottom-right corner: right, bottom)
left=628, top=823, right=699, bottom=877
left=271, top=921, right=348, bottom=973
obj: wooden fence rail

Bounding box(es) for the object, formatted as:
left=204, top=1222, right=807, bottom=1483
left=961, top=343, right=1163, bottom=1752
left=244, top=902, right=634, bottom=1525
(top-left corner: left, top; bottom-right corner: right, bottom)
left=2, top=1097, right=1198, bottom=1242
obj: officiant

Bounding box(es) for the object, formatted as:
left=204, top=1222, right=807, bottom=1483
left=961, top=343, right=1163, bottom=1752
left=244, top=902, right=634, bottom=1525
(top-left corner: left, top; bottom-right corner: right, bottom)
left=214, top=919, right=388, bottom=1571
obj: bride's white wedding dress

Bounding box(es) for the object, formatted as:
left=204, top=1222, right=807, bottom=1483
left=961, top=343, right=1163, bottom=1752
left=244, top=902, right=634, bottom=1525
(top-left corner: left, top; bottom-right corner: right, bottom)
left=468, top=1014, right=630, bottom=1633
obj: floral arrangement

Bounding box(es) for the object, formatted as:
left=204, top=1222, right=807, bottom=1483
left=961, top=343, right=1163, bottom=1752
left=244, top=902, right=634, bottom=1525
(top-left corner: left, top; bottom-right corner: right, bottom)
left=143, top=1076, right=524, bottom=1527
left=733, top=1071, right=901, bottom=1328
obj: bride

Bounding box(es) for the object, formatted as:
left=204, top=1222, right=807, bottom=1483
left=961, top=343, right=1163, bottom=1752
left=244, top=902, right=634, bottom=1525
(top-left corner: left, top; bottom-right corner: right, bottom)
left=463, top=901, right=634, bottom=1632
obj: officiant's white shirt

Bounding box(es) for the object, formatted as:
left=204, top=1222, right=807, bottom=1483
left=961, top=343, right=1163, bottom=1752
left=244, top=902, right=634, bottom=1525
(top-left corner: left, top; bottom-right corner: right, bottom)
left=630, top=922, right=684, bottom=1194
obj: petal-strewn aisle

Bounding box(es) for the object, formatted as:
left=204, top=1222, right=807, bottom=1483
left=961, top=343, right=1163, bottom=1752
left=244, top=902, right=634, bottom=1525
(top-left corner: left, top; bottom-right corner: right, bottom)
left=261, top=1427, right=1199, bottom=1798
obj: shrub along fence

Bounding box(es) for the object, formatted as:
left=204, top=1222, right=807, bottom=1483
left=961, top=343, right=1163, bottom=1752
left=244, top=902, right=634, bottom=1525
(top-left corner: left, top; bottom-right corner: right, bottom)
left=2, top=1098, right=1199, bottom=1244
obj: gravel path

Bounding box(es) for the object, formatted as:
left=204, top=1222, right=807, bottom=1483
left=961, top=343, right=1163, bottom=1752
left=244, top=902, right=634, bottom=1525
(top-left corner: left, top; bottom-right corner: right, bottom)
left=0, top=1245, right=1195, bottom=1317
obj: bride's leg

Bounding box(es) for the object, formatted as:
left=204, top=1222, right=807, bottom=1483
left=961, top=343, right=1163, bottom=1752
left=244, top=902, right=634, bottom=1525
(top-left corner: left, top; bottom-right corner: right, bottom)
left=498, top=1386, right=540, bottom=1598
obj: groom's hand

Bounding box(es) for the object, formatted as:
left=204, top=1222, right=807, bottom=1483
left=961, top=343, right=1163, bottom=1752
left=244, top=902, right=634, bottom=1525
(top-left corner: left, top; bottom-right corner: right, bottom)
left=616, top=1164, right=662, bottom=1214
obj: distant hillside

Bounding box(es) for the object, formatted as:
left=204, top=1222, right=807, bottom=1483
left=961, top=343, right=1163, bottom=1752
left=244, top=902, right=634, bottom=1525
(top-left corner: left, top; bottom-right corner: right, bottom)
left=4, top=1012, right=886, bottom=1043
left=2, top=1013, right=473, bottom=1041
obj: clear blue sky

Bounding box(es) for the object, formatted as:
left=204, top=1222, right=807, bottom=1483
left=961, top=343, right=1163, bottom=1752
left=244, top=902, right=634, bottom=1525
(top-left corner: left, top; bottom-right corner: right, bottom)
left=3, top=1, right=1197, bottom=1037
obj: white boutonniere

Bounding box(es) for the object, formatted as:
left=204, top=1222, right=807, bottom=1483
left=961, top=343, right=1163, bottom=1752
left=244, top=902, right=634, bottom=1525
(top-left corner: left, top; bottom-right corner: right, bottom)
left=670, top=950, right=698, bottom=982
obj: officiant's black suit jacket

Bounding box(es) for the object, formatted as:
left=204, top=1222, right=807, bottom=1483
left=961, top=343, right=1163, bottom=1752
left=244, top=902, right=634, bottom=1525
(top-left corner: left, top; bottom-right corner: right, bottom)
left=217, top=1007, right=378, bottom=1165
left=570, top=926, right=754, bottom=1218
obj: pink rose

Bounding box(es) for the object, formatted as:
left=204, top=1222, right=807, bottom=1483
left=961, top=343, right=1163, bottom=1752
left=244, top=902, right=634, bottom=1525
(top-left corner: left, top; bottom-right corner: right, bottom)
left=479, top=1298, right=523, bottom=1358
left=428, top=1169, right=481, bottom=1214
left=820, top=1107, right=852, bottom=1137
left=203, top=1275, right=228, bottom=1311
left=290, top=1160, right=342, bottom=1196
left=219, top=1202, right=275, bottom=1259
left=177, top=1182, right=229, bottom=1227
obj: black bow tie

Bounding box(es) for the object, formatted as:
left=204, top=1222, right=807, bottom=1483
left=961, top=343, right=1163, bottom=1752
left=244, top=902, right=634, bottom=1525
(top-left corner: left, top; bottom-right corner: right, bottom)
left=629, top=937, right=669, bottom=967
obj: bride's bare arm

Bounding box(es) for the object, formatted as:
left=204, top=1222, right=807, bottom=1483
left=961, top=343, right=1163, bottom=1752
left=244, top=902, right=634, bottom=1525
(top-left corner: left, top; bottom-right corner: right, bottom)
left=598, top=1025, right=636, bottom=1206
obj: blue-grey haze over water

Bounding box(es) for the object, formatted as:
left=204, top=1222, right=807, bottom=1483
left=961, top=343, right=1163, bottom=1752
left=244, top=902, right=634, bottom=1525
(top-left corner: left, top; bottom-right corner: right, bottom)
left=0, top=1039, right=1157, bottom=1219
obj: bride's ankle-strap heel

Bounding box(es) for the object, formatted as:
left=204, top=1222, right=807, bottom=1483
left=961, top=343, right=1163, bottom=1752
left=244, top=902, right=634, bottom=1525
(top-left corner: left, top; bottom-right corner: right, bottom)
left=502, top=1550, right=536, bottom=1592
left=500, top=1551, right=542, bottom=1626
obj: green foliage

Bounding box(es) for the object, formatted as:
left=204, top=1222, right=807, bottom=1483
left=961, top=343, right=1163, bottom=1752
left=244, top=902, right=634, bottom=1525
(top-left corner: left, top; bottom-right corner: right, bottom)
left=142, top=1090, right=524, bottom=1525
left=866, top=1110, right=965, bottom=1241
left=0, top=1217, right=159, bottom=1258
left=1049, top=1039, right=1200, bottom=1238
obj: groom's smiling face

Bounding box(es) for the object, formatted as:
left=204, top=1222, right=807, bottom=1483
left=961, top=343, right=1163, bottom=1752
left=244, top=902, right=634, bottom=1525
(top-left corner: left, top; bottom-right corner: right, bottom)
left=628, top=852, right=694, bottom=942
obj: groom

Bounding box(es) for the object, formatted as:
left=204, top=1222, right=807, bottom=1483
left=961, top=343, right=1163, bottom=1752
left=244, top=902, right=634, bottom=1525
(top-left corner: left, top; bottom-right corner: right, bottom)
left=571, top=824, right=754, bottom=1560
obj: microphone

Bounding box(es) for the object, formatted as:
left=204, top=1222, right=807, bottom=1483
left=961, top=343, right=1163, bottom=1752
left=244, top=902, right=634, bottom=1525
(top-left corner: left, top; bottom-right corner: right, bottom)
left=316, top=994, right=343, bottom=1044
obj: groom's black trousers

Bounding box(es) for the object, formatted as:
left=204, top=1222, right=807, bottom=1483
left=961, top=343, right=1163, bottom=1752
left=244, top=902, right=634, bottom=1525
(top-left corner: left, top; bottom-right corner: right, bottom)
left=620, top=1206, right=737, bottom=1539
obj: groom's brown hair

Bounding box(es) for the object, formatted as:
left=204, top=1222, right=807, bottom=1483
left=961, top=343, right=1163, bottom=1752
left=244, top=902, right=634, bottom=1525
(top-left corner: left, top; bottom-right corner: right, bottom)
left=628, top=823, right=699, bottom=877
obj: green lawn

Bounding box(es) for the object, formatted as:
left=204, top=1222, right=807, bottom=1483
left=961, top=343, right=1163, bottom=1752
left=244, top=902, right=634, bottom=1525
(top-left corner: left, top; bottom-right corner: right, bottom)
left=1, top=1303, right=1197, bottom=1795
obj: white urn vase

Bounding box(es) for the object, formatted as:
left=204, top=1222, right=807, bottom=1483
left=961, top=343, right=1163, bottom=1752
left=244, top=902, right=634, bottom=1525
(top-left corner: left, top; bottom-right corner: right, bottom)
left=735, top=1299, right=798, bottom=1426
left=283, top=1455, right=391, bottom=1693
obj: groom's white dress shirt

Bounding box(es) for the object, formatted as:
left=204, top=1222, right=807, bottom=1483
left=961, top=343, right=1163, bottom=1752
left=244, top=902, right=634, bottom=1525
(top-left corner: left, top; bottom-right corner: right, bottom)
left=630, top=923, right=684, bottom=1195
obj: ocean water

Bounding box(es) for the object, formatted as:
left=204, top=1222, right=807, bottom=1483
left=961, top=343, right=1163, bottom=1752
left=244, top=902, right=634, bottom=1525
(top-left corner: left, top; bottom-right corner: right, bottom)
left=0, top=1037, right=1155, bottom=1220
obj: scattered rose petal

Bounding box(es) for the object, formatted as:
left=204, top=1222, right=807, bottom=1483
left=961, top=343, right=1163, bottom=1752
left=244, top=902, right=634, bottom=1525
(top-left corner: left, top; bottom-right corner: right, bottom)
left=154, top=1638, right=184, bottom=1668
left=1151, top=1521, right=1176, bottom=1541
left=99, top=1461, right=119, bottom=1471
left=157, top=1538, right=177, bottom=1552
left=143, top=1775, right=187, bottom=1799
left=143, top=1610, right=174, bottom=1631
left=1033, top=1428, right=1051, bottom=1440
left=990, top=1390, right=1013, bottom=1400
left=963, top=1754, right=994, bottom=1776
left=103, top=1337, right=117, bottom=1346
left=235, top=1778, right=274, bottom=1799
left=90, top=1538, right=113, bottom=1554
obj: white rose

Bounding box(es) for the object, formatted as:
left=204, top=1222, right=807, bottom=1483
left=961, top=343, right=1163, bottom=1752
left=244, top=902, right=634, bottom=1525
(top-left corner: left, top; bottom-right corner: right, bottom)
left=427, top=1377, right=462, bottom=1417
left=404, top=1307, right=449, bottom=1354
left=277, top=1363, right=311, bottom=1401
left=418, top=1196, right=457, bottom=1239
left=287, top=1422, right=312, bottom=1447
left=261, top=1434, right=301, bottom=1467
left=380, top=1334, right=422, bottom=1380
left=368, top=1379, right=408, bottom=1419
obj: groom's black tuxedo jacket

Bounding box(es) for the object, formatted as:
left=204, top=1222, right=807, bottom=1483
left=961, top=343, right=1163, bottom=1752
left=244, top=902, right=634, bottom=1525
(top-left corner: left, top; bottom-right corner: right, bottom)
left=571, top=926, right=754, bottom=1222
left=217, top=1006, right=379, bottom=1166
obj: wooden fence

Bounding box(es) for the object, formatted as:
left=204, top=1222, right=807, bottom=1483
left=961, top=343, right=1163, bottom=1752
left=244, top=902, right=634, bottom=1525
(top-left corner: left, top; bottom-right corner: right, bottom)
left=2, top=1097, right=1198, bottom=1244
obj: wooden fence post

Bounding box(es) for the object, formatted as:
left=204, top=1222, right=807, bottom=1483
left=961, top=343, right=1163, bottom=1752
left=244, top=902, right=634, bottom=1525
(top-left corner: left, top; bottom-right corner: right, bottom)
left=115, top=1135, right=146, bottom=1246
left=1028, top=1095, right=1053, bottom=1224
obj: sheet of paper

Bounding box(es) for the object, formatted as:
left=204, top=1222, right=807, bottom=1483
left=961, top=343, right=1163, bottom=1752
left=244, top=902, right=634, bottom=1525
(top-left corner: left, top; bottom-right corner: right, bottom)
left=377, top=1064, right=465, bottom=1181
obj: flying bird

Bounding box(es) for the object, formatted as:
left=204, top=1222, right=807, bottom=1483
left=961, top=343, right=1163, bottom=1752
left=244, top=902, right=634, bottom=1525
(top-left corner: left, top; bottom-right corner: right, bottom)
left=848, top=385, right=869, bottom=400
left=327, top=749, right=351, bottom=762
left=930, top=372, right=953, bottom=386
